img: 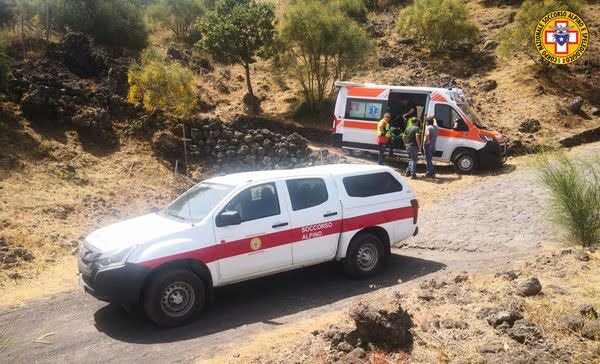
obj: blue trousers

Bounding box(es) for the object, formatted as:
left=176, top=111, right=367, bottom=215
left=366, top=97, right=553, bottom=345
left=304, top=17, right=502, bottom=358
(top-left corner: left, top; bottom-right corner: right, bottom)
left=425, top=144, right=435, bottom=174
left=406, top=145, right=418, bottom=175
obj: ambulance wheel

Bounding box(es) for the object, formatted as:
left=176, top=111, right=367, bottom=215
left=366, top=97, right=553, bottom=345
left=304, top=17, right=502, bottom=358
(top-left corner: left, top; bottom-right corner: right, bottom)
left=453, top=151, right=478, bottom=174
left=143, top=269, right=205, bottom=328
left=343, top=233, right=384, bottom=279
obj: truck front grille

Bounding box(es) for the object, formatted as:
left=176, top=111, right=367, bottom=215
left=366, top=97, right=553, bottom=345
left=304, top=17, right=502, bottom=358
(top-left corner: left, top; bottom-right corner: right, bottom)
left=78, top=242, right=100, bottom=276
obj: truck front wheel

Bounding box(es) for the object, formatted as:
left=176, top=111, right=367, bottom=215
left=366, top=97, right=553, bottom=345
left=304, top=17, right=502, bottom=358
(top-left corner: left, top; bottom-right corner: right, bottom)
left=143, top=269, right=205, bottom=328
left=343, top=233, right=384, bottom=279
left=453, top=150, right=478, bottom=174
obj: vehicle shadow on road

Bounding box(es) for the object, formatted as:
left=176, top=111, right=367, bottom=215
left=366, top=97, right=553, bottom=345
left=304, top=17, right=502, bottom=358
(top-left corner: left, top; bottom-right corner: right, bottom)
left=93, top=253, right=445, bottom=344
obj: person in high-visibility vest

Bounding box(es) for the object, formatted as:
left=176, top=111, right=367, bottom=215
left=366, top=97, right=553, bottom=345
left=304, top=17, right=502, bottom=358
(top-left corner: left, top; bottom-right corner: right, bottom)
left=377, top=112, right=392, bottom=165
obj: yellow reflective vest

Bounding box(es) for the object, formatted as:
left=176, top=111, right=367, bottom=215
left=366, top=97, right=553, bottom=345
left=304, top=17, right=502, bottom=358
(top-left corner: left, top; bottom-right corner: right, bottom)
left=377, top=118, right=392, bottom=144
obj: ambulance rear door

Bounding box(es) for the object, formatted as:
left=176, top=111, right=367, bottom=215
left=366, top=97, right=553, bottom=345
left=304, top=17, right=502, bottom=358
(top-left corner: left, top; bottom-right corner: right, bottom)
left=340, top=87, right=389, bottom=153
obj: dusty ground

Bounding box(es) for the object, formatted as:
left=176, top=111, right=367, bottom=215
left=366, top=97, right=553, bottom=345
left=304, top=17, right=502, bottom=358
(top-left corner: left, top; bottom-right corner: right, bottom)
left=1, top=143, right=597, bottom=363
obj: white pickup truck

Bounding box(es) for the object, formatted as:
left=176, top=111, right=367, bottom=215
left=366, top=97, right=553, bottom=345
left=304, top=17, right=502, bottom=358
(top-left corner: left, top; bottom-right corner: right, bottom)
left=78, top=164, right=419, bottom=327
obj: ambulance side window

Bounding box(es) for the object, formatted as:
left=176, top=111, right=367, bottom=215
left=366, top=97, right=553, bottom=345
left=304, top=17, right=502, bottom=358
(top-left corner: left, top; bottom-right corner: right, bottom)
left=223, top=183, right=280, bottom=222
left=434, top=104, right=463, bottom=129
left=286, top=178, right=328, bottom=211
left=345, top=99, right=386, bottom=121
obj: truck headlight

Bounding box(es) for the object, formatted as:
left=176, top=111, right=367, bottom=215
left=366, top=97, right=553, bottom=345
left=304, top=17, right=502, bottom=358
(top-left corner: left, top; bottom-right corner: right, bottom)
left=96, top=246, right=136, bottom=270
left=479, top=134, right=495, bottom=142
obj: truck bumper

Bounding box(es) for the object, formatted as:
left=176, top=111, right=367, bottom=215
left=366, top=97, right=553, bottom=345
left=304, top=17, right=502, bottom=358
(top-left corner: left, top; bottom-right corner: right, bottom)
left=477, top=141, right=507, bottom=167
left=79, top=263, right=150, bottom=305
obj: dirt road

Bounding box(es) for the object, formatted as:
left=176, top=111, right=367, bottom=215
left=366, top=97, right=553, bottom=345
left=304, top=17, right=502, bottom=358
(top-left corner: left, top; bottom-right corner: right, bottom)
left=3, top=145, right=597, bottom=363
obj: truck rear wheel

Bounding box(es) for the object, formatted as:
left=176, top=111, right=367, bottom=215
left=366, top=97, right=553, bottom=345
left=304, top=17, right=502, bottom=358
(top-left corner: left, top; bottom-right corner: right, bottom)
left=343, top=233, right=384, bottom=279
left=143, top=269, right=205, bottom=328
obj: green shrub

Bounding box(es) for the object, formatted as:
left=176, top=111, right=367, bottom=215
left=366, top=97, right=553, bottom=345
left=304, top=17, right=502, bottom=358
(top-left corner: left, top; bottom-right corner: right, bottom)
left=537, top=153, right=600, bottom=247
left=277, top=0, right=372, bottom=112
left=127, top=47, right=197, bottom=115
left=396, top=0, right=478, bottom=54
left=497, top=0, right=583, bottom=61
left=147, top=0, right=206, bottom=43
left=0, top=0, right=13, bottom=26
left=334, top=0, right=368, bottom=23
left=364, top=0, right=408, bottom=11
left=0, top=37, right=9, bottom=90
left=52, top=0, right=149, bottom=49
left=196, top=0, right=274, bottom=111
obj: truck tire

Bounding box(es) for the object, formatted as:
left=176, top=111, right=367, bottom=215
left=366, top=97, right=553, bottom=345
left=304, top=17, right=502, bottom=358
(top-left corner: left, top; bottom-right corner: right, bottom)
left=343, top=233, right=385, bottom=279
left=143, top=269, right=205, bottom=328
left=453, top=150, right=478, bottom=174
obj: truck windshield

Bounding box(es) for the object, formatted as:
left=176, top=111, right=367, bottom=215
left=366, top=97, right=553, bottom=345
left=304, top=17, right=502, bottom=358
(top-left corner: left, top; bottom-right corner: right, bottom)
left=459, top=103, right=489, bottom=130
left=161, top=183, right=234, bottom=222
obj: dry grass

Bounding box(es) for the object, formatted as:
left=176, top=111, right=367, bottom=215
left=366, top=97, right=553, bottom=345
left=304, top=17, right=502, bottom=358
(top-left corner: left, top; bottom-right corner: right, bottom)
left=0, top=116, right=194, bottom=303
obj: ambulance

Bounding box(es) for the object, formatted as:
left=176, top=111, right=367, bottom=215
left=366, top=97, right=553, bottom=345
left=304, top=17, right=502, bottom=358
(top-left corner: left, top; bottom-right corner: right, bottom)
left=78, top=164, right=419, bottom=327
left=331, top=82, right=507, bottom=173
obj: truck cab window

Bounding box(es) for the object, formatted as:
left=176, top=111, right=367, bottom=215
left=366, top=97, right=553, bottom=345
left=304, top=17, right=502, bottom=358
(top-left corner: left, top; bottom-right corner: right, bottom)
left=434, top=104, right=465, bottom=130
left=223, top=183, right=280, bottom=222
left=286, top=178, right=328, bottom=211
left=343, top=172, right=403, bottom=197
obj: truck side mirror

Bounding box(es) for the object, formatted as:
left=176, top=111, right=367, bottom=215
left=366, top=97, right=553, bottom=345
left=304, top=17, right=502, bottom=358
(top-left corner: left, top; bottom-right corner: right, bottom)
left=216, top=210, right=242, bottom=227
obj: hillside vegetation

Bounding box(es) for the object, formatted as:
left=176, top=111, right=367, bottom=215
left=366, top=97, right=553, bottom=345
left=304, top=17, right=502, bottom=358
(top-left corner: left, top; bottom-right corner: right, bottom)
left=0, top=0, right=598, bottom=304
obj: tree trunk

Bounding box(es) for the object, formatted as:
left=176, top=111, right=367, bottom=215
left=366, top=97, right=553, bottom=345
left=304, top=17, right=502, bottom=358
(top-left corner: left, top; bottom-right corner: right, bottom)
left=244, top=63, right=259, bottom=114
left=244, top=63, right=254, bottom=99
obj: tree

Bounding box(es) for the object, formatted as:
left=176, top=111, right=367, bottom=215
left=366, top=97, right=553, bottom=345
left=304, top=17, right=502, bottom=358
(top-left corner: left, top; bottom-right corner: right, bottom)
left=147, top=0, right=206, bottom=43
left=497, top=0, right=583, bottom=65
left=277, top=0, right=372, bottom=111
left=52, top=0, right=149, bottom=50
left=196, top=0, right=274, bottom=112
left=127, top=47, right=197, bottom=115
left=0, top=36, right=9, bottom=90
left=396, top=0, right=478, bottom=54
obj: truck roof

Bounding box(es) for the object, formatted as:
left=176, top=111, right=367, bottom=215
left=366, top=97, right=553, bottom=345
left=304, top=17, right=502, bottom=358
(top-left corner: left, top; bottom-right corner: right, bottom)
left=207, top=163, right=390, bottom=187
left=334, top=81, right=467, bottom=102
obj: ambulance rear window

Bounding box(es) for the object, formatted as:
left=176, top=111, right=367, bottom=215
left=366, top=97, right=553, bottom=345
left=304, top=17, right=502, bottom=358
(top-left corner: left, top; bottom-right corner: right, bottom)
left=343, top=172, right=403, bottom=197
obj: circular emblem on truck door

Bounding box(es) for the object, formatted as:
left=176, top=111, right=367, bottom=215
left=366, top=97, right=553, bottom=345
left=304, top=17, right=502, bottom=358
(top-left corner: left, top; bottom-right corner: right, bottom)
left=250, top=237, right=262, bottom=251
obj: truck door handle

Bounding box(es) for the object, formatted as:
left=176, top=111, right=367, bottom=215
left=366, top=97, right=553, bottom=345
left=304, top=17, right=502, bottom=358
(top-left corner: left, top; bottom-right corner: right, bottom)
left=323, top=212, right=338, bottom=217
left=272, top=222, right=288, bottom=228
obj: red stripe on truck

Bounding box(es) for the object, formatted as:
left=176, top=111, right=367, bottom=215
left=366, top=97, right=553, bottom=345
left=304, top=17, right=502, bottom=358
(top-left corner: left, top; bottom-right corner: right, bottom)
left=137, top=206, right=414, bottom=269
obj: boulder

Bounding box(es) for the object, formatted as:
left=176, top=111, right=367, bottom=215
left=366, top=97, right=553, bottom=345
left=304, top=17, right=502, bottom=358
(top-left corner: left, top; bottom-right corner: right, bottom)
left=478, top=306, right=523, bottom=328
left=21, top=85, right=56, bottom=120
left=152, top=131, right=180, bottom=159
left=560, top=304, right=598, bottom=331
left=348, top=299, right=413, bottom=348
left=574, top=250, right=591, bottom=262
left=479, top=80, right=497, bottom=92
left=518, top=118, right=541, bottom=134
left=62, top=32, right=99, bottom=78
left=71, top=107, right=116, bottom=145
left=581, top=320, right=600, bottom=340
left=568, top=96, right=584, bottom=113
left=516, top=277, right=542, bottom=297
left=507, top=319, right=542, bottom=343
left=495, top=270, right=518, bottom=281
